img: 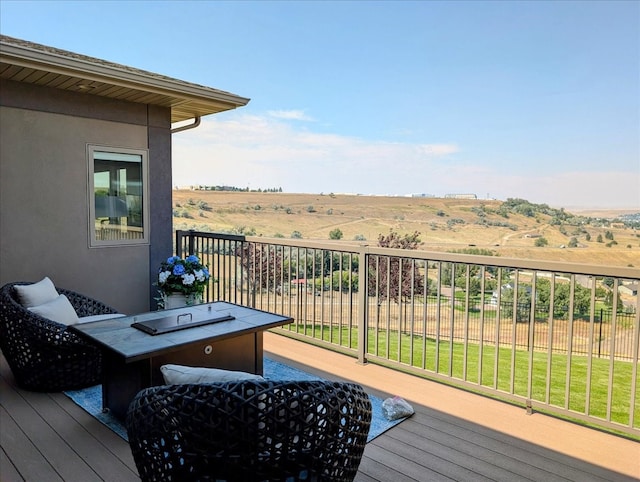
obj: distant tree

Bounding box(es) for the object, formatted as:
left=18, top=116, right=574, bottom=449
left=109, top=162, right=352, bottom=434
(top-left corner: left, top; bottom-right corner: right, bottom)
left=530, top=279, right=592, bottom=319
left=291, top=231, right=303, bottom=239
left=329, top=228, right=343, bottom=240
left=597, top=234, right=604, bottom=243
left=602, top=277, right=614, bottom=288
left=353, top=234, right=366, bottom=241
left=585, top=233, right=591, bottom=241
left=605, top=230, right=614, bottom=240
left=235, top=243, right=284, bottom=300
left=499, top=285, right=533, bottom=322
left=441, top=263, right=479, bottom=287
left=197, top=200, right=211, bottom=211
left=331, top=271, right=359, bottom=292
left=232, top=226, right=256, bottom=236
left=449, top=248, right=498, bottom=257
left=568, top=237, right=578, bottom=248
left=368, top=230, right=425, bottom=303
left=534, top=237, right=548, bottom=247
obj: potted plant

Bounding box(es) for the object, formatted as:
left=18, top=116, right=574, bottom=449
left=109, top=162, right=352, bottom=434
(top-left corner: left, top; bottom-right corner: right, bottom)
left=157, top=255, right=211, bottom=308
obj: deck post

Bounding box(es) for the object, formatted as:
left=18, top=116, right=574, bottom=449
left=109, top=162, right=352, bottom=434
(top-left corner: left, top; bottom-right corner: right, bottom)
left=357, top=244, right=369, bottom=364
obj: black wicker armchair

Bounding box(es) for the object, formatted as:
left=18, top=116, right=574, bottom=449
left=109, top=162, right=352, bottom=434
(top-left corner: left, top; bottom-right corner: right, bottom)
left=0, top=281, right=118, bottom=391
left=126, top=380, right=372, bottom=482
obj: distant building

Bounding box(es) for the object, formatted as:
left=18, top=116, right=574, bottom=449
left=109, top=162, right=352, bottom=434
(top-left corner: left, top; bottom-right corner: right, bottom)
left=444, top=193, right=477, bottom=200
left=619, top=283, right=638, bottom=297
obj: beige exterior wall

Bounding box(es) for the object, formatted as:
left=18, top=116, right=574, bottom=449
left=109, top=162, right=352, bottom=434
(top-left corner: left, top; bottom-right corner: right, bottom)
left=0, top=106, right=150, bottom=314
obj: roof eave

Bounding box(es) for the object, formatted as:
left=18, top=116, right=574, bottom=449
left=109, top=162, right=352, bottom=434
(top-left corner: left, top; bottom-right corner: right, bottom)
left=0, top=37, right=250, bottom=122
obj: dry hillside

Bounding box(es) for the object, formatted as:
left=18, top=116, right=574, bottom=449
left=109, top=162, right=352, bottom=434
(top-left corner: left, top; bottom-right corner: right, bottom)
left=172, top=190, right=640, bottom=268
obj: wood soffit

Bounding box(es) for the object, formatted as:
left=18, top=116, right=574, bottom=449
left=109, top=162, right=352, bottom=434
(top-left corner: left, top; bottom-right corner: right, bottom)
left=0, top=35, right=250, bottom=123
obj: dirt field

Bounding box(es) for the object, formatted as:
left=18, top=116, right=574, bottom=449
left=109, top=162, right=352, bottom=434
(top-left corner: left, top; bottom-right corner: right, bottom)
left=173, top=190, right=640, bottom=268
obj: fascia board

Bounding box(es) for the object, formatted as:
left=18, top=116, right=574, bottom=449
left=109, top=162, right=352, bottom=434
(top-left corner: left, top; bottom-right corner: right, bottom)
left=0, top=43, right=250, bottom=108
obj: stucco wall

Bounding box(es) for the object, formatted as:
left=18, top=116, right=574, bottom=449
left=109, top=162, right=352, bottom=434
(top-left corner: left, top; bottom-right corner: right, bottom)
left=0, top=80, right=171, bottom=314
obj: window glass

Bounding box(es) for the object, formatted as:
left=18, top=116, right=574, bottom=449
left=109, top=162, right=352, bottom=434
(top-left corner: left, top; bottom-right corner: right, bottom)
left=89, top=146, right=148, bottom=246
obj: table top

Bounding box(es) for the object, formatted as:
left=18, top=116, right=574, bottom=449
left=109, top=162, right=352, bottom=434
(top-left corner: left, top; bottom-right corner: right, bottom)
left=70, top=301, right=292, bottom=363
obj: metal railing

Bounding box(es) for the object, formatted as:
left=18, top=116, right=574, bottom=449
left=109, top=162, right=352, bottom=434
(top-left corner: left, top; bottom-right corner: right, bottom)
left=176, top=230, right=640, bottom=437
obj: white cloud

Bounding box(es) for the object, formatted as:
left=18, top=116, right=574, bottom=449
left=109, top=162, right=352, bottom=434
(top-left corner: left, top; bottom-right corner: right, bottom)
left=172, top=113, right=639, bottom=209
left=267, top=110, right=314, bottom=121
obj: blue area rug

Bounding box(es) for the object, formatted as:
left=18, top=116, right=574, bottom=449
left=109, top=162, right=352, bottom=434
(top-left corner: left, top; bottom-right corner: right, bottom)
left=64, top=357, right=408, bottom=443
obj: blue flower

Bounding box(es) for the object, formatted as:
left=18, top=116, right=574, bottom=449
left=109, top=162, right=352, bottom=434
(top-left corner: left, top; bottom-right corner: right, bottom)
left=157, top=254, right=212, bottom=299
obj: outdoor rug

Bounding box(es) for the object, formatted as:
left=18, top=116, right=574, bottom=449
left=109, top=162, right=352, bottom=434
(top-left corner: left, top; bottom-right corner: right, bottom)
left=63, top=357, right=409, bottom=443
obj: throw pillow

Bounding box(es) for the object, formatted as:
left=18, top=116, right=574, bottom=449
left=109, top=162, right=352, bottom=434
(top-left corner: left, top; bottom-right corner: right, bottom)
left=15, top=277, right=59, bottom=308
left=160, top=364, right=265, bottom=385
left=28, top=294, right=79, bottom=326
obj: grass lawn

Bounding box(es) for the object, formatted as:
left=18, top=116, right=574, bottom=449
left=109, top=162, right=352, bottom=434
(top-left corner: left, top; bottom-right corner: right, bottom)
left=284, top=323, right=639, bottom=431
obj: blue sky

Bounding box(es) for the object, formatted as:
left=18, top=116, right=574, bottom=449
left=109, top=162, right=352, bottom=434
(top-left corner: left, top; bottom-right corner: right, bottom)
left=2, top=1, right=638, bottom=209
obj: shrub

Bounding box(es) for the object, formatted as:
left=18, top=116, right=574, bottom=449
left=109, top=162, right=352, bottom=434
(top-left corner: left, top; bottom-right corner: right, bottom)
left=534, top=237, right=548, bottom=247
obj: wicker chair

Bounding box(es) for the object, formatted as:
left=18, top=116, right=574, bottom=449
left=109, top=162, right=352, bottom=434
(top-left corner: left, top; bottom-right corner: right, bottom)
left=0, top=281, right=118, bottom=391
left=126, top=380, right=372, bottom=482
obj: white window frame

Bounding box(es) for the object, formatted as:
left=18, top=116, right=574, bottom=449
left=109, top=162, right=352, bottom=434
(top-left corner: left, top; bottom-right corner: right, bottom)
left=88, top=144, right=150, bottom=247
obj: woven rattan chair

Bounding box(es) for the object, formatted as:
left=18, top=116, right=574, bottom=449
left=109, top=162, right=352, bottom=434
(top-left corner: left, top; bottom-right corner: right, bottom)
left=0, top=281, right=118, bottom=391
left=126, top=380, right=372, bottom=482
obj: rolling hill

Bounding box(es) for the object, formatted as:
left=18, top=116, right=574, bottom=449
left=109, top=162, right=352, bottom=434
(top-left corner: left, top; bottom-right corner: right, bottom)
left=172, top=190, right=639, bottom=268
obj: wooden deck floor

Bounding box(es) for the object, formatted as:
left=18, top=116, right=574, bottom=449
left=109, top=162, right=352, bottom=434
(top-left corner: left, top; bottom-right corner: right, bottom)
left=2, top=332, right=638, bottom=481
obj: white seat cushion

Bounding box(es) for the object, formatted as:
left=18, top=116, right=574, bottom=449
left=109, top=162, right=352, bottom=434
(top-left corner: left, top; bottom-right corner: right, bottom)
left=78, top=313, right=126, bottom=323
left=15, top=277, right=59, bottom=308
left=160, top=364, right=264, bottom=385
left=28, top=294, right=79, bottom=326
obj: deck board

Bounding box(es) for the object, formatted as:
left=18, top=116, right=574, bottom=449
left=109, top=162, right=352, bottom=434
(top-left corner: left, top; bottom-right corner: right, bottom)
left=1, top=331, right=639, bottom=482
left=0, top=386, right=67, bottom=482
left=0, top=356, right=138, bottom=482
left=1, top=446, right=24, bottom=482
left=48, top=391, right=138, bottom=465
left=29, top=392, right=137, bottom=480
left=263, top=332, right=640, bottom=482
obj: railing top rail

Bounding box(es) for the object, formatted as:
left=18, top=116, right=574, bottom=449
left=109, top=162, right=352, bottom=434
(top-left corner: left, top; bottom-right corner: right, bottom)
left=363, top=245, right=640, bottom=279
left=244, top=235, right=363, bottom=253
left=178, top=230, right=640, bottom=280
left=176, top=230, right=245, bottom=242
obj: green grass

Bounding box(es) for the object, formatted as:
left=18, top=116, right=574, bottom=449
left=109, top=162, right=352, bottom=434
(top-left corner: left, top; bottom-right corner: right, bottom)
left=284, top=323, right=640, bottom=431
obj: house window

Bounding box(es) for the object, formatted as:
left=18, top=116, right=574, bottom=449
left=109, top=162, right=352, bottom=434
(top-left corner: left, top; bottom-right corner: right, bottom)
left=88, top=145, right=149, bottom=247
